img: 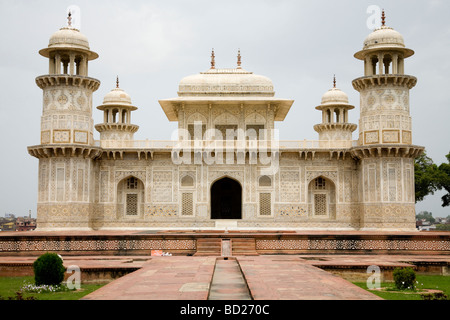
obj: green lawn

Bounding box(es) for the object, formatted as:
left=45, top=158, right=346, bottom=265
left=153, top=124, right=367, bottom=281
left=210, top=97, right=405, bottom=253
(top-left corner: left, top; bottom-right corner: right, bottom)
left=354, top=274, right=450, bottom=300
left=0, top=276, right=107, bottom=300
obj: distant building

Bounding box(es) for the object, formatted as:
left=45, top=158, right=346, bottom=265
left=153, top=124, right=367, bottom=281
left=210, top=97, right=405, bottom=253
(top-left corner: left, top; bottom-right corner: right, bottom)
left=419, top=224, right=437, bottom=231
left=15, top=217, right=37, bottom=232
left=0, top=222, right=16, bottom=232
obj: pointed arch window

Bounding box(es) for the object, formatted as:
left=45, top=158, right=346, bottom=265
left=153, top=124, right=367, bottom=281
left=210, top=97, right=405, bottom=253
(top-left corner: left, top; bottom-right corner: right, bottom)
left=309, top=177, right=336, bottom=218
left=118, top=177, right=144, bottom=217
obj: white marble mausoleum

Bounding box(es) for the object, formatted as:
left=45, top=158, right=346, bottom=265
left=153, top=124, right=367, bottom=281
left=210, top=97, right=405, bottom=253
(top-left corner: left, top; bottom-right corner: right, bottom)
left=28, top=12, right=424, bottom=231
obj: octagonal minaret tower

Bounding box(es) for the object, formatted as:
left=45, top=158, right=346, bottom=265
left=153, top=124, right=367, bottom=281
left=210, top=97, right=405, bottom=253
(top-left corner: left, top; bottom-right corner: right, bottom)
left=28, top=12, right=102, bottom=231
left=95, top=77, right=139, bottom=142
left=314, top=76, right=357, bottom=142
left=351, top=11, right=423, bottom=231
left=353, top=11, right=416, bottom=146
left=35, top=12, right=100, bottom=146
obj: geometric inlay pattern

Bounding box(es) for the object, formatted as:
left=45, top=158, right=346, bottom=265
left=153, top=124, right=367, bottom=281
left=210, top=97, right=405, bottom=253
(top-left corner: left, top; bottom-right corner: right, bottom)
left=256, top=239, right=450, bottom=251
left=0, top=239, right=197, bottom=252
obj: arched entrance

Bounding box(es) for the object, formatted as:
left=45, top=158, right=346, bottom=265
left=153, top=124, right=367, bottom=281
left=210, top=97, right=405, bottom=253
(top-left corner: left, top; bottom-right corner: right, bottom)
left=211, top=177, right=242, bottom=220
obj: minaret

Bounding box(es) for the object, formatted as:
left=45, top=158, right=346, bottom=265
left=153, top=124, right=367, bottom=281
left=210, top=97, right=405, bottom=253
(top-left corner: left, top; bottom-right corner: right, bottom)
left=28, top=12, right=101, bottom=231
left=353, top=10, right=416, bottom=146
left=352, top=11, right=423, bottom=231
left=95, top=77, right=139, bottom=142
left=314, top=76, right=357, bottom=142
left=35, top=11, right=100, bottom=146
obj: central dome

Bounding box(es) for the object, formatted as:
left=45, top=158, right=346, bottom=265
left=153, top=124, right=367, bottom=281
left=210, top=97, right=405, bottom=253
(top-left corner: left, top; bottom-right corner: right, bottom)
left=178, top=68, right=275, bottom=97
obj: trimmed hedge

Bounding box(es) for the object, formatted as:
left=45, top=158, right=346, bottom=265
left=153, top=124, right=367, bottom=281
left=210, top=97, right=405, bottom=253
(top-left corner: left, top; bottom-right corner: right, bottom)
left=33, top=253, right=65, bottom=286
left=393, top=267, right=416, bottom=290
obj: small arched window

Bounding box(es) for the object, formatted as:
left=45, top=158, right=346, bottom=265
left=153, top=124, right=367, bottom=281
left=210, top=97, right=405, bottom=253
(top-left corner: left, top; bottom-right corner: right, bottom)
left=127, top=177, right=138, bottom=190
left=181, top=175, right=194, bottom=187
left=314, top=177, right=326, bottom=190
left=259, top=175, right=272, bottom=187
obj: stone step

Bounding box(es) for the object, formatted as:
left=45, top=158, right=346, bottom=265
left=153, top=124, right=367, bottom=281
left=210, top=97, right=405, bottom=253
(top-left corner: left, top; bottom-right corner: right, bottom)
left=195, top=238, right=222, bottom=256
left=195, top=238, right=259, bottom=256
left=231, top=238, right=258, bottom=256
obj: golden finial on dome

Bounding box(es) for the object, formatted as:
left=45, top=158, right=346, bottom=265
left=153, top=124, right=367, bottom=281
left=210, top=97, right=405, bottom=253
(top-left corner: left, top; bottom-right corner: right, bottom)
left=237, top=49, right=242, bottom=69
left=116, top=76, right=119, bottom=89
left=211, top=49, right=215, bottom=69
left=381, top=9, right=386, bottom=27
left=333, top=74, right=336, bottom=88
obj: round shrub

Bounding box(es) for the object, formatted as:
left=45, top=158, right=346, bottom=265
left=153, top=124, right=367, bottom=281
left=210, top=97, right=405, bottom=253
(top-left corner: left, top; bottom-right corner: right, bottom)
left=33, top=253, right=65, bottom=286
left=393, top=267, right=416, bottom=290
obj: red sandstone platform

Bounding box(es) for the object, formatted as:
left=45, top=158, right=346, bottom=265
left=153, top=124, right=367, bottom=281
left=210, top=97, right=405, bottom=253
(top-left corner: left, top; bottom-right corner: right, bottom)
left=1, top=230, right=449, bottom=256
left=1, top=254, right=449, bottom=300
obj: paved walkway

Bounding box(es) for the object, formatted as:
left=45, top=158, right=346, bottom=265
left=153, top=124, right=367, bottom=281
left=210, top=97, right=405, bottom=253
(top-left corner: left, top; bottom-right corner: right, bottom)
left=81, top=256, right=216, bottom=300
left=3, top=254, right=449, bottom=300
left=237, top=256, right=382, bottom=300
left=81, top=255, right=382, bottom=300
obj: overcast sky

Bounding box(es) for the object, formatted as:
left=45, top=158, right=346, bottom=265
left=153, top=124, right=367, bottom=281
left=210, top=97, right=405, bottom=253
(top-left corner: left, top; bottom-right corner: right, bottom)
left=0, top=0, right=449, bottom=219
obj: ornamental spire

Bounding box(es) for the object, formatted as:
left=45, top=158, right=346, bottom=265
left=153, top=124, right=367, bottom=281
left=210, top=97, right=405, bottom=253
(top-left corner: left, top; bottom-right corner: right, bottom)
left=116, top=76, right=120, bottom=89
left=237, top=49, right=242, bottom=69
left=211, top=49, right=215, bottom=69
left=381, top=9, right=386, bottom=27
left=333, top=74, right=336, bottom=88
left=67, top=10, right=72, bottom=27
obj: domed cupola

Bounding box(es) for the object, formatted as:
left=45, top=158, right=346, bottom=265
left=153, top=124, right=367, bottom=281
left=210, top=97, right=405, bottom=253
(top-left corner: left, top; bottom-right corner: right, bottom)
left=38, top=11, right=98, bottom=76
left=354, top=10, right=414, bottom=76
left=95, top=77, right=139, bottom=141
left=178, top=49, right=275, bottom=97
left=314, top=76, right=357, bottom=141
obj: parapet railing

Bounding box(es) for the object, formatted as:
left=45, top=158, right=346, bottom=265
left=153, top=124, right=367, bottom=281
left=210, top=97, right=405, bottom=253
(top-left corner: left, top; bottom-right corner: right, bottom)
left=94, top=140, right=358, bottom=150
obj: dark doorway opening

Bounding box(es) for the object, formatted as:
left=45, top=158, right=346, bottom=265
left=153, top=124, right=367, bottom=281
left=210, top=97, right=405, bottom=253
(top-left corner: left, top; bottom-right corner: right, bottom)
left=211, top=177, right=242, bottom=220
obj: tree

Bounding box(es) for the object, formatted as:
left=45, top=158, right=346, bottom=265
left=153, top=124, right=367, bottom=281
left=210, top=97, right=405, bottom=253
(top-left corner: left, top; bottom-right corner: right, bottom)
left=416, top=211, right=435, bottom=224
left=437, top=152, right=450, bottom=207
left=414, top=153, right=441, bottom=203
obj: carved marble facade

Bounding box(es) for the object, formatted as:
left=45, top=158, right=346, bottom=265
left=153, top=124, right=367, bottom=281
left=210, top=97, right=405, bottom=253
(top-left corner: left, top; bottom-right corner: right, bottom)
left=28, top=14, right=424, bottom=231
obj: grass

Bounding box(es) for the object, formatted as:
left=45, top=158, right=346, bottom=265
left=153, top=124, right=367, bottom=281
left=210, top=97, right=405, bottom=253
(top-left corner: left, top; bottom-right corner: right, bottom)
left=0, top=276, right=108, bottom=300
left=354, top=274, right=450, bottom=300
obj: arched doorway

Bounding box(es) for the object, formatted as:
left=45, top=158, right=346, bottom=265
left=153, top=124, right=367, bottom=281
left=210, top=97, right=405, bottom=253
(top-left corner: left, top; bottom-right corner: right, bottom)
left=211, top=177, right=242, bottom=220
